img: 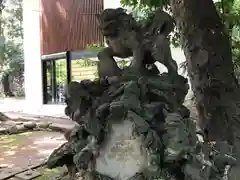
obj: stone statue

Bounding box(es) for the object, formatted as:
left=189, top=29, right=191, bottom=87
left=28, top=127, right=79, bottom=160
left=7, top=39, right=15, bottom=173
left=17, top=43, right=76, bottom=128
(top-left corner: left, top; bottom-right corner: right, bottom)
left=96, top=8, right=178, bottom=78
left=46, top=8, right=239, bottom=180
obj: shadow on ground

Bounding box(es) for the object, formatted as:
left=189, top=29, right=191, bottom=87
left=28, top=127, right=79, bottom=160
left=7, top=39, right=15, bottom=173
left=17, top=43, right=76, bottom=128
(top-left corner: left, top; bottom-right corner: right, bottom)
left=0, top=131, right=66, bottom=169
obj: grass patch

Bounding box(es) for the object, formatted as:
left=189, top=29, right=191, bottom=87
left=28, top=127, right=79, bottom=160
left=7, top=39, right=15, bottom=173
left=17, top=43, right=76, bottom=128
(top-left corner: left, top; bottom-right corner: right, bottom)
left=0, top=132, right=33, bottom=151
left=36, top=168, right=65, bottom=180
left=0, top=96, right=25, bottom=100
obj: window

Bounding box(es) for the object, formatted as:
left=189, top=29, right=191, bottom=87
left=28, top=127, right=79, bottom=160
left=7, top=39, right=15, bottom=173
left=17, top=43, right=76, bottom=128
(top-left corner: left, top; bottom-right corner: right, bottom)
left=71, top=58, right=98, bottom=82
left=42, top=52, right=70, bottom=104
left=41, top=50, right=98, bottom=105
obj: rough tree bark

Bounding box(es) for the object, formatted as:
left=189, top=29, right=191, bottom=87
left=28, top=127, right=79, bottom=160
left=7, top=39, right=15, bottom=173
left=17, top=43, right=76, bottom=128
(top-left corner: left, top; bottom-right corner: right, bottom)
left=0, top=0, right=4, bottom=64
left=170, top=0, right=240, bottom=143
left=2, top=72, right=14, bottom=97
left=0, top=0, right=12, bottom=97
left=0, top=0, right=9, bottom=121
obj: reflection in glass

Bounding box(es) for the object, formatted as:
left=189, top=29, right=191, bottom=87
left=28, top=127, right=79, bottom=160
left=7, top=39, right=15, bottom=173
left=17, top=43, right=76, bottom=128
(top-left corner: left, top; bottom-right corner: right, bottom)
left=43, top=59, right=67, bottom=104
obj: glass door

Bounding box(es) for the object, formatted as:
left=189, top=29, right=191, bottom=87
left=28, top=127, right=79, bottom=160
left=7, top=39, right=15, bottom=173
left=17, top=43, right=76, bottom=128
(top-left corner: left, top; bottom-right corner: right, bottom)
left=42, top=58, right=67, bottom=104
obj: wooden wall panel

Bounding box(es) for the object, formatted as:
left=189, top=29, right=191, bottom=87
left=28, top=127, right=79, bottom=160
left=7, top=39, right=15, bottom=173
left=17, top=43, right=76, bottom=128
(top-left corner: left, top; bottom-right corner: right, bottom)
left=40, top=0, right=104, bottom=55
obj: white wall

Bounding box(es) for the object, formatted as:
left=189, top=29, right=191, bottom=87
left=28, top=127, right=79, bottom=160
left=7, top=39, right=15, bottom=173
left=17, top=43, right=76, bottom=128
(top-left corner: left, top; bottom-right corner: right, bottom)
left=23, top=0, right=43, bottom=112
left=103, top=0, right=122, bottom=9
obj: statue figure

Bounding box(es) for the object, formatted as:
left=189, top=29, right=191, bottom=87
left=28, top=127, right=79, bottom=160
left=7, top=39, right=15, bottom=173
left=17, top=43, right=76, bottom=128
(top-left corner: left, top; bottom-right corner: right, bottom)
left=46, top=8, right=238, bottom=180
left=96, top=8, right=178, bottom=78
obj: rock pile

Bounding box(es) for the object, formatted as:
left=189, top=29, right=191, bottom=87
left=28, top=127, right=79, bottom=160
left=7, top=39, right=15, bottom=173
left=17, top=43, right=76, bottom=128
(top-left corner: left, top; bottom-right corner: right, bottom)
left=46, top=69, right=238, bottom=180
left=0, top=121, right=51, bottom=135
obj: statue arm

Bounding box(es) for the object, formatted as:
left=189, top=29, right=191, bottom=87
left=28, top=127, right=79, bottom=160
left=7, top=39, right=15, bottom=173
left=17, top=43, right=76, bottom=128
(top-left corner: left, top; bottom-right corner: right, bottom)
left=97, top=47, right=121, bottom=78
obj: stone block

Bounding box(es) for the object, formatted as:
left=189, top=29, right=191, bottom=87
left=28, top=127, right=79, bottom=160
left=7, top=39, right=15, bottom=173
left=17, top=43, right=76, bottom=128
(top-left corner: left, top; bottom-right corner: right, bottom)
left=15, top=170, right=41, bottom=180
left=0, top=167, right=22, bottom=180
left=23, top=122, right=37, bottom=130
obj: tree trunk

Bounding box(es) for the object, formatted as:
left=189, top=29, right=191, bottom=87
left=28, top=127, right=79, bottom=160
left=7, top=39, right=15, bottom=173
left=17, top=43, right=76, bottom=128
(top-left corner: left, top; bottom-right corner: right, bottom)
left=169, top=0, right=240, bottom=143
left=2, top=72, right=14, bottom=97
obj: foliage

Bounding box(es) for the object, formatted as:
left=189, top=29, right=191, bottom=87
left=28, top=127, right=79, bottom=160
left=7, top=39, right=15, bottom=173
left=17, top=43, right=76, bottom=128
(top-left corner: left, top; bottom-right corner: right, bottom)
left=87, top=44, right=104, bottom=53
left=118, top=59, right=129, bottom=68
left=120, top=0, right=168, bottom=9
left=216, top=0, right=240, bottom=74
left=75, top=59, right=98, bottom=80
left=232, top=35, right=240, bottom=71
left=1, top=0, right=23, bottom=76
left=55, top=59, right=67, bottom=84
left=75, top=58, right=98, bottom=67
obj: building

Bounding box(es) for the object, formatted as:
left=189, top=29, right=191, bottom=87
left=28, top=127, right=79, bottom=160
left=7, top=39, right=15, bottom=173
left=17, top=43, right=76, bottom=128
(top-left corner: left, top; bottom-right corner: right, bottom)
left=23, top=0, right=104, bottom=114
left=23, top=0, right=186, bottom=114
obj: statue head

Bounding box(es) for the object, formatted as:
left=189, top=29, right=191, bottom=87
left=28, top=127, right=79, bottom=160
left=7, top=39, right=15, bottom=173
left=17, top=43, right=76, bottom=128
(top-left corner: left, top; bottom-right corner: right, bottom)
left=96, top=8, right=139, bottom=37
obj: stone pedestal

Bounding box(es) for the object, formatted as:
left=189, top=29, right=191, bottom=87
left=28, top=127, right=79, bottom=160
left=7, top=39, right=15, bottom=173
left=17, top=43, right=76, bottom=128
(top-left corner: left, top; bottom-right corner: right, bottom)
left=95, top=119, right=148, bottom=180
